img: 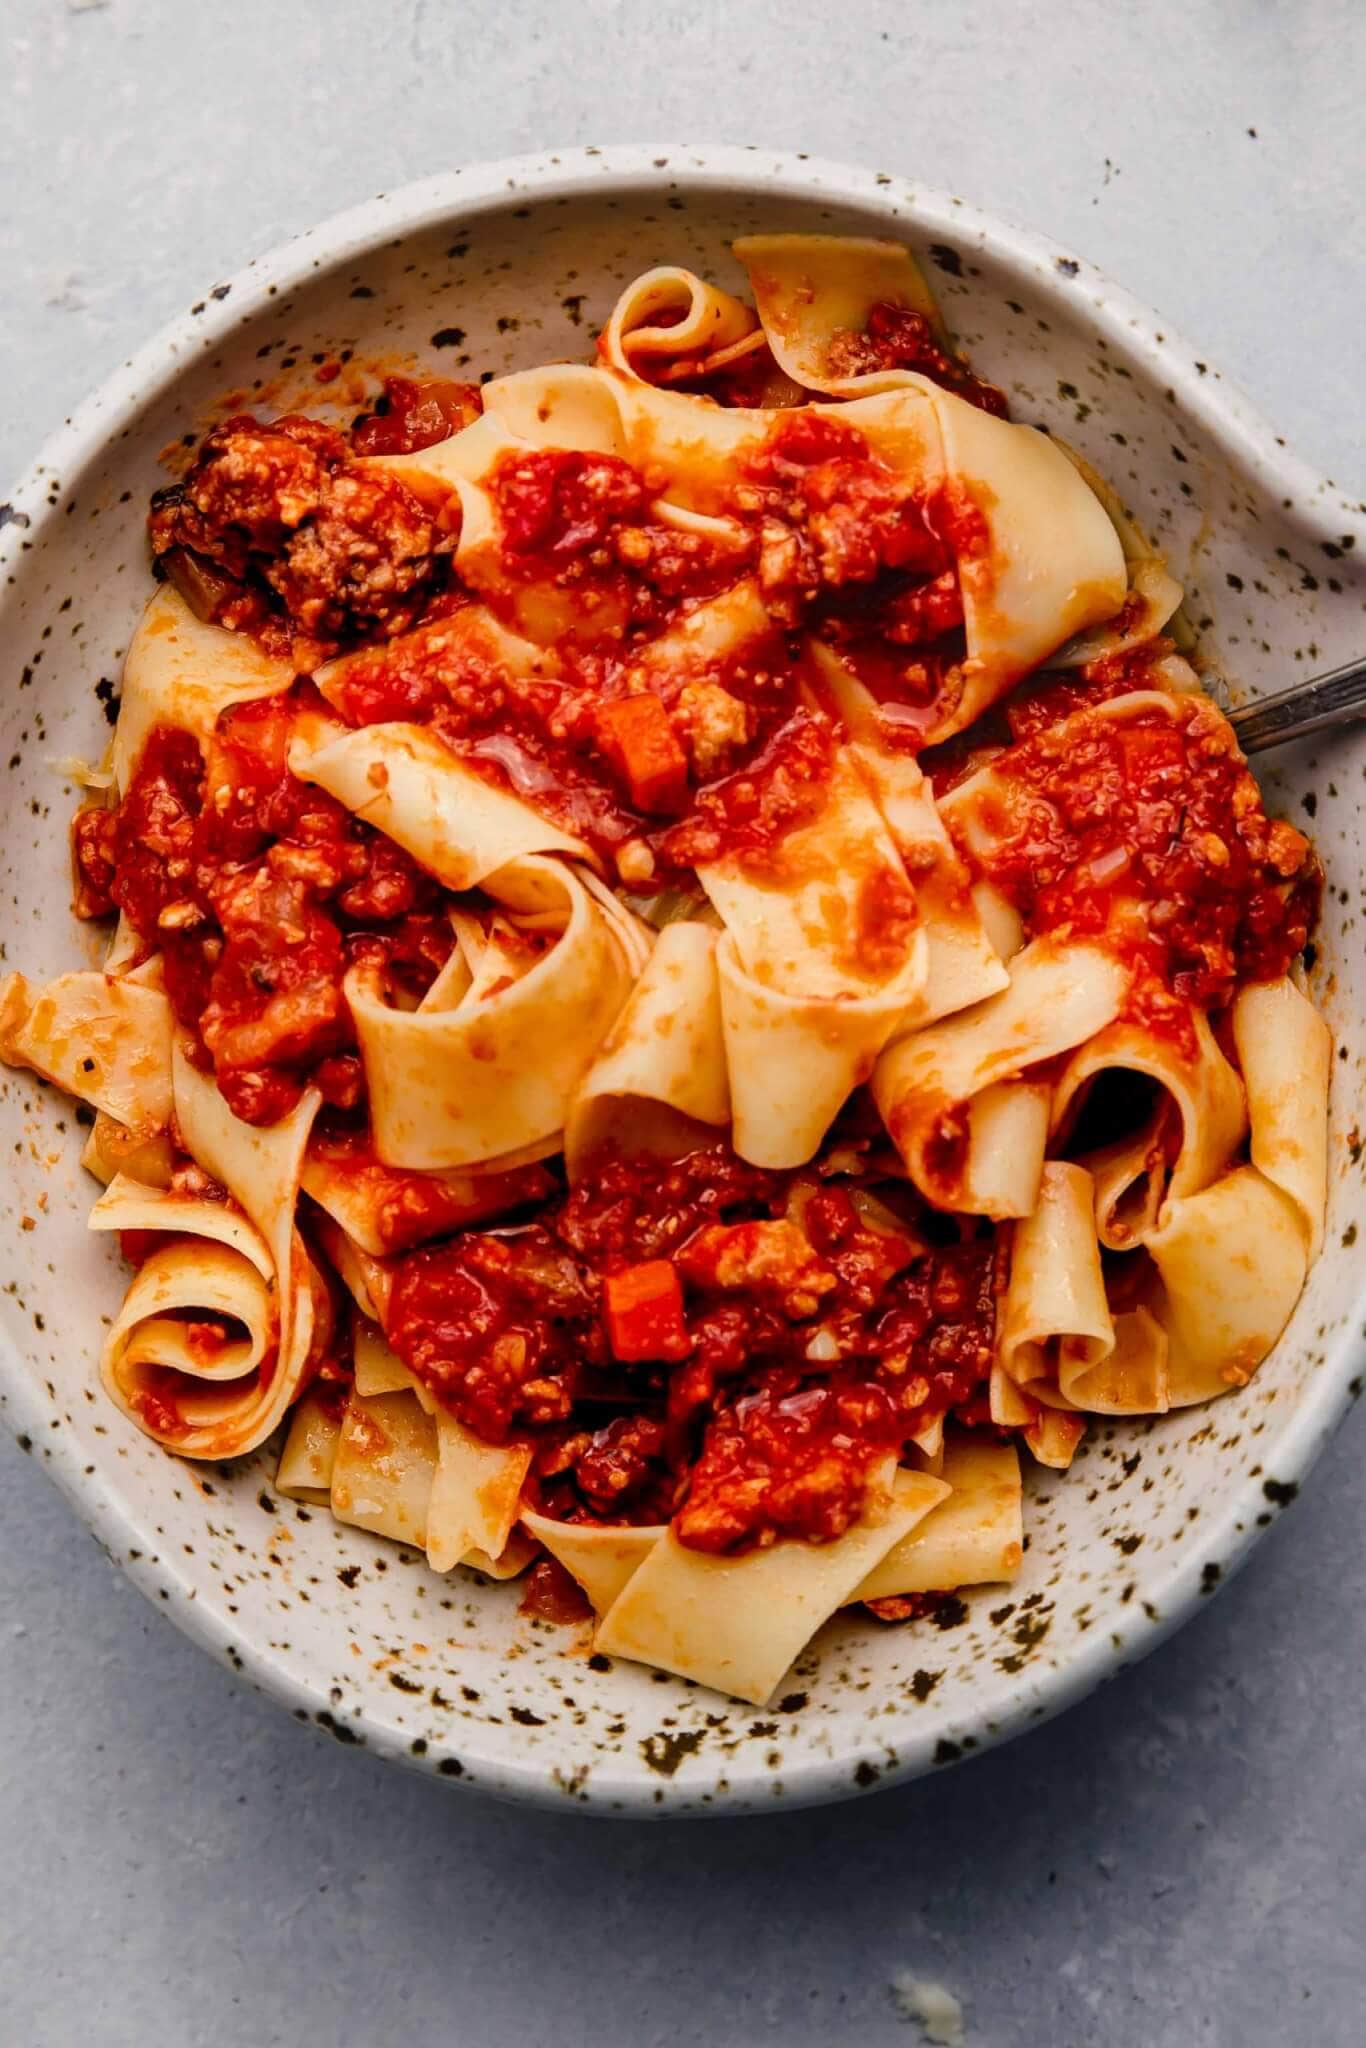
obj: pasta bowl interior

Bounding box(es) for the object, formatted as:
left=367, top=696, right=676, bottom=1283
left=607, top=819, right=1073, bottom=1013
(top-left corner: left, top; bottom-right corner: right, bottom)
left=1, top=147, right=1362, bottom=1814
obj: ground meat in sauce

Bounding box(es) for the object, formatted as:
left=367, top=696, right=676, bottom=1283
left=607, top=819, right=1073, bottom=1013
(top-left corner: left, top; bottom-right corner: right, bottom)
left=824, top=300, right=1010, bottom=418
left=72, top=697, right=453, bottom=1124
left=382, top=1143, right=1001, bottom=1554
left=955, top=687, right=1319, bottom=1012
left=149, top=412, right=449, bottom=649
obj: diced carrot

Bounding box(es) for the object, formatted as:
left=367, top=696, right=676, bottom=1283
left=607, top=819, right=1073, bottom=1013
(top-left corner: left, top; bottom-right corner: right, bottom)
left=603, top=1260, right=691, bottom=1362
left=594, top=695, right=690, bottom=815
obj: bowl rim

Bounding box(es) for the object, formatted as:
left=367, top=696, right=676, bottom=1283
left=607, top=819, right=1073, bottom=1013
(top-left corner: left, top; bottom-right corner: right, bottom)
left=2, top=142, right=1362, bottom=1815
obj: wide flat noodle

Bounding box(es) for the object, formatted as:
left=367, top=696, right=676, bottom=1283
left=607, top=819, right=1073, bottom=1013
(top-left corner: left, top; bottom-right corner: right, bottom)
left=0, top=971, right=172, bottom=1132
left=276, top=1390, right=344, bottom=1504
left=111, top=586, right=293, bottom=791
left=593, top=1466, right=948, bottom=1706
left=288, top=720, right=587, bottom=889
left=352, top=1322, right=531, bottom=1571
left=348, top=856, right=637, bottom=1169
left=518, top=1510, right=665, bottom=1617
left=353, top=1317, right=418, bottom=1398
left=1146, top=1166, right=1309, bottom=1406
left=427, top=1409, right=532, bottom=1575
left=921, top=383, right=1127, bottom=726
left=90, top=1172, right=272, bottom=1276
left=733, top=238, right=1126, bottom=728
left=171, top=1038, right=316, bottom=1278
left=313, top=1216, right=393, bottom=1325
left=700, top=741, right=929, bottom=1169
left=850, top=1439, right=1023, bottom=1600
left=565, top=920, right=730, bottom=1174
left=995, top=1161, right=1168, bottom=1423
left=733, top=233, right=943, bottom=394
left=1048, top=439, right=1186, bottom=667
left=134, top=1039, right=329, bottom=1456
left=999, top=1163, right=1109, bottom=1403
left=808, top=643, right=1009, bottom=1019
left=330, top=1390, right=437, bottom=1551
left=1231, top=976, right=1332, bottom=1259
left=481, top=363, right=629, bottom=454
left=606, top=375, right=773, bottom=514
left=873, top=938, right=1128, bottom=1215
left=330, top=1338, right=532, bottom=1575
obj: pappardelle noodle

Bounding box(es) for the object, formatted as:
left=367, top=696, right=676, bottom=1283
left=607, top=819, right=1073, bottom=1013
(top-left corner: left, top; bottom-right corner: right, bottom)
left=1, top=236, right=1329, bottom=1707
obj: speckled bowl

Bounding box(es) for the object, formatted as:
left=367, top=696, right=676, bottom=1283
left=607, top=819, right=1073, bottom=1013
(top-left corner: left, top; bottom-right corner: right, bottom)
left=1, top=146, right=1362, bottom=1814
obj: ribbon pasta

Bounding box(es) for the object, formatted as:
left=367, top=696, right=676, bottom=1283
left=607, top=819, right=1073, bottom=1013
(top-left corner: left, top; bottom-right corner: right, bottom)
left=0, top=233, right=1332, bottom=1709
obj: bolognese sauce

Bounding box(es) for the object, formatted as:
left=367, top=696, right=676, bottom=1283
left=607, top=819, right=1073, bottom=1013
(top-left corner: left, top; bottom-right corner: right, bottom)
left=950, top=686, right=1319, bottom=1017
left=73, top=693, right=455, bottom=1124
left=382, top=1140, right=1003, bottom=1555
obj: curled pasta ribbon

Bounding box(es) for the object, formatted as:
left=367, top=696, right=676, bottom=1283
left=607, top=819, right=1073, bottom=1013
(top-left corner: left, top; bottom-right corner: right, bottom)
left=997, top=1164, right=1169, bottom=1456
left=599, top=265, right=762, bottom=381
left=1113, top=980, right=1325, bottom=1411
left=279, top=1322, right=532, bottom=1576
left=873, top=937, right=1129, bottom=1217
left=698, top=744, right=931, bottom=1170
left=376, top=299, right=1123, bottom=727
left=96, top=1043, right=330, bottom=1460
left=1051, top=1007, right=1248, bottom=1250
left=592, top=1465, right=949, bottom=1706
left=346, top=855, right=640, bottom=1170
left=921, top=386, right=1127, bottom=728
left=91, top=1175, right=294, bottom=1455
left=565, top=920, right=731, bottom=1175
left=111, top=586, right=293, bottom=791
left=1048, top=439, right=1187, bottom=668
left=997, top=1006, right=1325, bottom=1444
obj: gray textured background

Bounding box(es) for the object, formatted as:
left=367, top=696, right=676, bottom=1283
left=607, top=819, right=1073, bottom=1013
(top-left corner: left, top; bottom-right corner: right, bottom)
left=2, top=4, right=1363, bottom=2043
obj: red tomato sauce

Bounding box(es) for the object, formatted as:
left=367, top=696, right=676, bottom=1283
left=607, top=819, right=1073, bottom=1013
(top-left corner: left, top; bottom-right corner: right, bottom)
left=382, top=1142, right=1003, bottom=1555
left=950, top=691, right=1319, bottom=1016
left=73, top=700, right=454, bottom=1125
left=350, top=375, right=482, bottom=456
left=824, top=301, right=1010, bottom=418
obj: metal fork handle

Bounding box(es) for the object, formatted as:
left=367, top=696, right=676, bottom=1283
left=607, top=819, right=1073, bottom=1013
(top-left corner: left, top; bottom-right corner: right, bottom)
left=1228, top=653, right=1366, bottom=754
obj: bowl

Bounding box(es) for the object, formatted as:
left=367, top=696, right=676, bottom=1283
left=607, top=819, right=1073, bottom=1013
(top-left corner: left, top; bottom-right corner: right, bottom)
left=2, top=145, right=1362, bottom=1814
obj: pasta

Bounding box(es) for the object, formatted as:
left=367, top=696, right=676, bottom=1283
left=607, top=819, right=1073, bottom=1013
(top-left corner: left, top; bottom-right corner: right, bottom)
left=1, top=236, right=1329, bottom=1708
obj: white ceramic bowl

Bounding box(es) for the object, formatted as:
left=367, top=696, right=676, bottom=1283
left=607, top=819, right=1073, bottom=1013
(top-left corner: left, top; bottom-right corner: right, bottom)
left=2, top=146, right=1362, bottom=1814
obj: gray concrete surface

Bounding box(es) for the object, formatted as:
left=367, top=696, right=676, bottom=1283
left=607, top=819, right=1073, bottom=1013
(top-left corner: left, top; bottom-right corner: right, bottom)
left=2, top=3, right=1363, bottom=2043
